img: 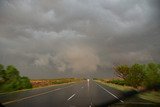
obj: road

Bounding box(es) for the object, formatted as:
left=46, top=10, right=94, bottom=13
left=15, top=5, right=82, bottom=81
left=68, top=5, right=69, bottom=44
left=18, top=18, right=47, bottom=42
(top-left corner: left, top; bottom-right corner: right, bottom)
left=0, top=79, right=125, bottom=107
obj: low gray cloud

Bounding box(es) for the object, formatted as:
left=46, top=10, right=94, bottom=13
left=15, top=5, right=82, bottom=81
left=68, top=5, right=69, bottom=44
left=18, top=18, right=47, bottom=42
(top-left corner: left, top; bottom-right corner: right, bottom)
left=0, top=0, right=160, bottom=78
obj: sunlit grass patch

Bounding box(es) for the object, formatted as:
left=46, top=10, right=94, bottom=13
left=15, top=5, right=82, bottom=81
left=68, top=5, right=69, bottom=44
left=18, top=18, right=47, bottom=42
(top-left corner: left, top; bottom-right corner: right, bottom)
left=95, top=79, right=134, bottom=92
left=138, top=91, right=160, bottom=103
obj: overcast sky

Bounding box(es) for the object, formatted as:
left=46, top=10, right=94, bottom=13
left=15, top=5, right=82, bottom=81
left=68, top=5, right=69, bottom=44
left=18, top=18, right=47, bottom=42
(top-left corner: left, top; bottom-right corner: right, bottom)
left=0, top=0, right=160, bottom=78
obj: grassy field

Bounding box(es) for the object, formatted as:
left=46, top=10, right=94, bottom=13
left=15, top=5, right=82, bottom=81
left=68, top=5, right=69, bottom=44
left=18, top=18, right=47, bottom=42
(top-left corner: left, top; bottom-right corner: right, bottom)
left=30, top=78, right=82, bottom=88
left=95, top=78, right=160, bottom=103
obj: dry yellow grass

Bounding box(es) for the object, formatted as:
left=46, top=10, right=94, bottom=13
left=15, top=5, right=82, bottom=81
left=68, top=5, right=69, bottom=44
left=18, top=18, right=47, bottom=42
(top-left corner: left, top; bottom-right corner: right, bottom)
left=30, top=78, right=81, bottom=88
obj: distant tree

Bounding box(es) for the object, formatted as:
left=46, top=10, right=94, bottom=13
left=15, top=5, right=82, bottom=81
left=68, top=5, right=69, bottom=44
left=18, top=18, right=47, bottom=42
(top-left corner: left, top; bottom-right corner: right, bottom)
left=113, top=65, right=130, bottom=80
left=126, top=64, right=145, bottom=88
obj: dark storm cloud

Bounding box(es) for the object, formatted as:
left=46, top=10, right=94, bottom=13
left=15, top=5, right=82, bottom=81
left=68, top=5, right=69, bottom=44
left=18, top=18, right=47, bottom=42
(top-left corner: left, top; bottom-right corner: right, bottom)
left=0, top=0, right=160, bottom=78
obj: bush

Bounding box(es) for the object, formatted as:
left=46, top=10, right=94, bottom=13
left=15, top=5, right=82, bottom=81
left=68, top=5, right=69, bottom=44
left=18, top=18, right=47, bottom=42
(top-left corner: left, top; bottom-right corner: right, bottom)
left=0, top=64, right=32, bottom=92
left=143, top=63, right=160, bottom=89
left=19, top=77, right=32, bottom=89
left=108, top=79, right=127, bottom=86
left=113, top=65, right=130, bottom=80
left=125, top=64, right=145, bottom=88
left=114, top=63, right=160, bottom=89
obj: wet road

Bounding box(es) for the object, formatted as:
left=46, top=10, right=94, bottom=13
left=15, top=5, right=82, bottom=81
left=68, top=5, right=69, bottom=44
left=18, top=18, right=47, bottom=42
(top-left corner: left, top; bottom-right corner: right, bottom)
left=0, top=79, right=124, bottom=107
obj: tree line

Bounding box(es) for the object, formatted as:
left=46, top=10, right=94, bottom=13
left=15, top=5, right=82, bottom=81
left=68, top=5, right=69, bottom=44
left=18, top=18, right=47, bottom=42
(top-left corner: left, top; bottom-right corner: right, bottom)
left=114, top=63, right=160, bottom=89
left=0, top=64, right=32, bottom=92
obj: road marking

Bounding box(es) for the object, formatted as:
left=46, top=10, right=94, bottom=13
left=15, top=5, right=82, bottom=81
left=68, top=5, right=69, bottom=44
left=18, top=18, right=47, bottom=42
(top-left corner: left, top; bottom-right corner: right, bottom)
left=2, top=84, right=75, bottom=105
left=96, top=83, right=124, bottom=103
left=91, top=101, right=93, bottom=105
left=87, top=79, right=90, bottom=90
left=89, top=101, right=93, bottom=107
left=67, top=94, right=76, bottom=101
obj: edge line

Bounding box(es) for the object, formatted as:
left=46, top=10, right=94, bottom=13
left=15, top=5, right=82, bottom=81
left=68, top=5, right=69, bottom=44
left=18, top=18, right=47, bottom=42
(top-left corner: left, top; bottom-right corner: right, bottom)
left=96, top=83, right=124, bottom=103
left=67, top=94, right=76, bottom=101
left=2, top=84, right=75, bottom=105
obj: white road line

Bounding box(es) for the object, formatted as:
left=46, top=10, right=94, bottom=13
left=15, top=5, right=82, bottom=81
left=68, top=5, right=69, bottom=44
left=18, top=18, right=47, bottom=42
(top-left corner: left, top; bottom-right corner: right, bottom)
left=96, top=83, right=124, bottom=103
left=2, top=84, right=75, bottom=105
left=89, top=101, right=93, bottom=107
left=67, top=94, right=76, bottom=101
left=91, top=101, right=93, bottom=105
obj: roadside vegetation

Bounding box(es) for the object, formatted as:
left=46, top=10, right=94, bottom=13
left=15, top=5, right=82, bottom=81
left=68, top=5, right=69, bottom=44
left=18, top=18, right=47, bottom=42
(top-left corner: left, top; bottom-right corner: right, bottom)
left=0, top=64, right=82, bottom=92
left=94, top=78, right=135, bottom=92
left=0, top=64, right=32, bottom=92
left=31, top=78, right=82, bottom=88
left=95, top=62, right=160, bottom=103
left=113, top=63, right=160, bottom=89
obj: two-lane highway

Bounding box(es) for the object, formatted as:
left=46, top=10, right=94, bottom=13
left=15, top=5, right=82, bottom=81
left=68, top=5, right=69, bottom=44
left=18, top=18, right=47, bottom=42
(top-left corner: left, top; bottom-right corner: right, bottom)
left=0, top=79, right=124, bottom=107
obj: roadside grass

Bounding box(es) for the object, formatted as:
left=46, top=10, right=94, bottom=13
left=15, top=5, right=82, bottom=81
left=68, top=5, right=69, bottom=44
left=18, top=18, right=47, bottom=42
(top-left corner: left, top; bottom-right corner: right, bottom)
left=95, top=78, right=160, bottom=103
left=138, top=91, right=160, bottom=103
left=95, top=79, right=134, bottom=92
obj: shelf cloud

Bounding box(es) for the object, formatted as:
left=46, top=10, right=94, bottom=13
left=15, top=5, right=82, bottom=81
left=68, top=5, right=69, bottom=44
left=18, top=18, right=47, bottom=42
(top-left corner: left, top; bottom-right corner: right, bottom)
left=0, top=0, right=160, bottom=78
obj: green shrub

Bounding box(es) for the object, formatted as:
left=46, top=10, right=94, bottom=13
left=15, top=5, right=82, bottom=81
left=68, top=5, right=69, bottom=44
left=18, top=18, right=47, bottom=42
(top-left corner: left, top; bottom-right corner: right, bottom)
left=113, top=65, right=130, bottom=80
left=125, top=64, right=145, bottom=88
left=0, top=64, right=32, bottom=92
left=113, top=63, right=160, bottom=89
left=108, top=79, right=127, bottom=86
left=19, top=77, right=32, bottom=89
left=143, top=63, right=160, bottom=89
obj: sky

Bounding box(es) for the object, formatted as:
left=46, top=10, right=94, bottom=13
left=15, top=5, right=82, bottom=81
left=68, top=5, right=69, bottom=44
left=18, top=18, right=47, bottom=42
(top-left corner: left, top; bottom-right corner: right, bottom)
left=0, top=0, right=160, bottom=79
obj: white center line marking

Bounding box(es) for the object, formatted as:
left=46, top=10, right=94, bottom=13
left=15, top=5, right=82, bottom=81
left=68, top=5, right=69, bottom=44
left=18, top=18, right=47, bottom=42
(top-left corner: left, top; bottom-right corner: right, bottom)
left=89, top=101, right=93, bottom=107
left=96, top=83, right=124, bottom=103
left=67, top=94, right=76, bottom=101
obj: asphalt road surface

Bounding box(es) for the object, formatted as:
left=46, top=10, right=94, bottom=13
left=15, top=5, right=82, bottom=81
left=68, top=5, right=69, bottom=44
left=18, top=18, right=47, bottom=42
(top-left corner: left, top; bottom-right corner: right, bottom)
left=0, top=79, right=125, bottom=107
